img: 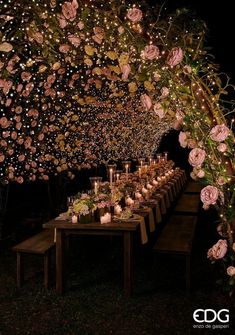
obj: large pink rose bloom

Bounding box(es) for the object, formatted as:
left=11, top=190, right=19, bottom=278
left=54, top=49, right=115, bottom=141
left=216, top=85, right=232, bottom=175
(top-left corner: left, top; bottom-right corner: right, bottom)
left=126, top=7, right=143, bottom=23
left=140, top=94, right=152, bottom=110
left=188, top=148, right=206, bottom=167
left=68, top=34, right=81, bottom=47
left=210, top=124, right=230, bottom=142
left=227, top=266, right=235, bottom=276
left=62, top=0, right=78, bottom=21
left=178, top=131, right=187, bottom=148
left=207, top=239, right=227, bottom=260
left=167, top=47, right=184, bottom=67
left=92, top=27, right=105, bottom=44
left=121, top=64, right=131, bottom=80
left=141, top=45, right=159, bottom=60
left=200, top=185, right=219, bottom=208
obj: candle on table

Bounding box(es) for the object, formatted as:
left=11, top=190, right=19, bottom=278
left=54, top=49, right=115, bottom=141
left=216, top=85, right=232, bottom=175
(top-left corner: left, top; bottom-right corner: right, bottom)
left=116, top=173, right=120, bottom=182
left=72, top=215, right=78, bottom=224
left=109, top=168, right=113, bottom=186
left=100, top=212, right=111, bottom=224
left=94, top=181, right=98, bottom=195
left=138, top=166, right=141, bottom=178
left=114, top=204, right=122, bottom=215
left=125, top=164, right=128, bottom=179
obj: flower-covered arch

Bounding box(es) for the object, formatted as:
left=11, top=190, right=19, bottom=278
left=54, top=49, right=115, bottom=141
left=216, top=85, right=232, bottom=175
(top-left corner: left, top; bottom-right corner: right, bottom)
left=0, top=0, right=235, bottom=290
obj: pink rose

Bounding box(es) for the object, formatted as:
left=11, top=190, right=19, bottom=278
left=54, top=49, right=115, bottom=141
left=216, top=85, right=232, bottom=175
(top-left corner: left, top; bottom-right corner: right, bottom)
left=216, top=176, right=226, bottom=186
left=0, top=79, right=13, bottom=95
left=195, top=169, right=205, bottom=178
left=47, top=74, right=56, bottom=85
left=68, top=34, right=81, bottom=47
left=17, top=176, right=24, bottom=184
left=16, top=84, right=23, bottom=92
left=217, top=143, right=227, bottom=152
left=167, top=47, right=184, bottom=67
left=18, top=154, right=25, bottom=162
left=59, top=44, right=71, bottom=53
left=153, top=72, right=161, bottom=81
left=118, top=26, right=125, bottom=34
left=32, top=32, right=44, bottom=44
left=21, top=72, right=32, bottom=81
left=178, top=131, right=188, bottom=148
left=50, top=0, right=56, bottom=8
left=5, top=99, right=12, bottom=107
left=92, top=27, right=105, bottom=44
left=127, top=7, right=143, bottom=23
left=154, top=103, right=165, bottom=119
left=11, top=131, right=17, bottom=140
left=207, top=239, right=227, bottom=260
left=57, top=14, right=67, bottom=28
left=0, top=117, right=11, bottom=128
left=62, top=0, right=78, bottom=21
left=38, top=133, right=44, bottom=141
left=188, top=148, right=206, bottom=167
left=15, top=106, right=23, bottom=114
left=121, top=64, right=131, bottom=80
left=210, top=124, right=230, bottom=142
left=183, top=65, right=192, bottom=74
left=140, top=94, right=152, bottom=111
left=187, top=139, right=197, bottom=149
left=141, top=45, right=159, bottom=60
left=200, top=185, right=219, bottom=208
left=77, top=21, right=84, bottom=30
left=227, top=266, right=235, bottom=276
left=160, top=87, right=169, bottom=98
left=0, top=154, right=5, bottom=163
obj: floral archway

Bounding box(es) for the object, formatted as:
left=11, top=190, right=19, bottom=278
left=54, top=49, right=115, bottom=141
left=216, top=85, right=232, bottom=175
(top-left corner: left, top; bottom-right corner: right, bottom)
left=0, top=0, right=235, bottom=291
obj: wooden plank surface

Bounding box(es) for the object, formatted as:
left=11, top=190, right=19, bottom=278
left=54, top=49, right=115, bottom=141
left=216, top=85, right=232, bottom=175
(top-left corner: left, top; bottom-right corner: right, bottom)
left=13, top=230, right=55, bottom=254
left=184, top=182, right=203, bottom=194
left=43, top=220, right=139, bottom=231
left=153, top=215, right=197, bottom=255
left=174, top=194, right=200, bottom=214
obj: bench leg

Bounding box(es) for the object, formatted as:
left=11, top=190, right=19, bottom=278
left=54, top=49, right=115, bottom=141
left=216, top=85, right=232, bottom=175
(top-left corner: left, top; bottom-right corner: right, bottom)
left=186, top=255, right=191, bottom=295
left=17, top=252, right=24, bottom=288
left=44, top=252, right=51, bottom=289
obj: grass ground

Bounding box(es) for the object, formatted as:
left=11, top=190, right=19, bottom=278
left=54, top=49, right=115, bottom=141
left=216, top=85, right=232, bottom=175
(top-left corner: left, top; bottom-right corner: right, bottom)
left=0, top=209, right=234, bottom=335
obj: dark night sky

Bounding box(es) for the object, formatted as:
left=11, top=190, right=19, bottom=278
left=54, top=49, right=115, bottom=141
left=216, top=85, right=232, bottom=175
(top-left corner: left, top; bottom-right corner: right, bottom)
left=148, top=0, right=235, bottom=81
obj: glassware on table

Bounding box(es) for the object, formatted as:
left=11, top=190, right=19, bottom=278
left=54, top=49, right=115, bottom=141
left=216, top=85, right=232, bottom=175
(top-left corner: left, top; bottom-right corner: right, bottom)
left=106, top=164, right=117, bottom=187
left=89, top=176, right=103, bottom=195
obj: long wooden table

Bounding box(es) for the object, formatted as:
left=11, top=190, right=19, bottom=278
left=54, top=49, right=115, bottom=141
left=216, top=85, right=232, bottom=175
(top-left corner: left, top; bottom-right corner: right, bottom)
left=43, top=220, right=139, bottom=297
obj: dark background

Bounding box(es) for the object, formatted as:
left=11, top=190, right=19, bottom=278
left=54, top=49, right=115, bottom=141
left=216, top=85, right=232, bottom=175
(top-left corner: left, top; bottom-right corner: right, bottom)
left=148, top=0, right=235, bottom=80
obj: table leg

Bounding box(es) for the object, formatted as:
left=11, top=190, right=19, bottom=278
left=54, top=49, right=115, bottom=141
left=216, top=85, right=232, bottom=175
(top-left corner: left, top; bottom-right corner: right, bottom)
left=56, top=229, right=65, bottom=294
left=123, top=232, right=133, bottom=297
left=16, top=252, right=24, bottom=287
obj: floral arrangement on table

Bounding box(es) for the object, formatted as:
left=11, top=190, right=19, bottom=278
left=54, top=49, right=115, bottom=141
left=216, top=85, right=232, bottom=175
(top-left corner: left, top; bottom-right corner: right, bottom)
left=93, top=192, right=112, bottom=209
left=67, top=193, right=95, bottom=216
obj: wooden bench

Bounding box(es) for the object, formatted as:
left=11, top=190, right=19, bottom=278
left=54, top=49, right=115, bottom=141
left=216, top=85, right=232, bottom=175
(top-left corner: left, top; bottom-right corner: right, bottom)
left=153, top=215, right=197, bottom=293
left=173, top=194, right=200, bottom=215
left=184, top=181, right=203, bottom=194
left=12, top=229, right=55, bottom=289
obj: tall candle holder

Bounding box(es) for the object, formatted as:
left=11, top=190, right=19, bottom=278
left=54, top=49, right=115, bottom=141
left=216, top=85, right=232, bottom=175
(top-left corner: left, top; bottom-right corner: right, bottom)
left=122, top=161, right=131, bottom=180
left=106, top=164, right=117, bottom=187
left=136, top=165, right=142, bottom=178
left=138, top=157, right=145, bottom=168
left=148, top=156, right=154, bottom=166
left=89, top=176, right=102, bottom=195
left=115, top=170, right=123, bottom=182
left=157, top=154, right=162, bottom=163
left=164, top=151, right=168, bottom=161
